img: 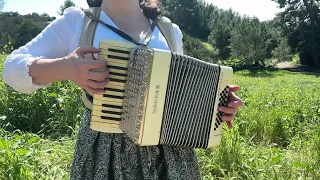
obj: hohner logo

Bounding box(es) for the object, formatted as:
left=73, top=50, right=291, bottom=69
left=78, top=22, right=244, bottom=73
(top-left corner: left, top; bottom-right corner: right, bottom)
left=153, top=85, right=160, bottom=113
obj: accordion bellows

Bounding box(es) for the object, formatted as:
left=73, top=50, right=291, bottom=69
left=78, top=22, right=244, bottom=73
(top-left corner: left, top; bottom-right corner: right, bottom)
left=90, top=40, right=233, bottom=149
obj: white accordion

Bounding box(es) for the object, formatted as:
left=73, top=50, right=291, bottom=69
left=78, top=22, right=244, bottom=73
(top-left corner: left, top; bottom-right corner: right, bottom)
left=90, top=40, right=233, bottom=149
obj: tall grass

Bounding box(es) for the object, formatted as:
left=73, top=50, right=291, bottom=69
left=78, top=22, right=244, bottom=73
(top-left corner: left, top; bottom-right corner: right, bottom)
left=0, top=55, right=84, bottom=138
left=0, top=129, right=76, bottom=179
left=1, top=55, right=320, bottom=179
left=198, top=69, right=320, bottom=179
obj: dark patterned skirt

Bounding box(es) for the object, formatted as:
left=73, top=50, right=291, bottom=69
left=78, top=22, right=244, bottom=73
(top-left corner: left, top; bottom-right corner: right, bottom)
left=69, top=108, right=201, bottom=180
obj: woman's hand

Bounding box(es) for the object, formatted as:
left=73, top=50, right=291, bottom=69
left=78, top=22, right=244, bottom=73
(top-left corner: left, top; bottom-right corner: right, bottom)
left=218, top=85, right=243, bottom=129
left=62, top=46, right=109, bottom=95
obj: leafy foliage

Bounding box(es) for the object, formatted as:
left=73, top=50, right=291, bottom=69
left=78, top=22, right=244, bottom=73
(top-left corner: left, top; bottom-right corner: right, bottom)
left=272, top=0, right=320, bottom=67
left=0, top=11, right=55, bottom=51
left=0, top=54, right=83, bottom=138
left=1, top=0, right=320, bottom=179
left=207, top=9, right=242, bottom=61
left=0, top=0, right=5, bottom=12
left=1, top=41, right=13, bottom=54
left=271, top=36, right=293, bottom=63
left=0, top=81, right=84, bottom=138
left=0, top=129, right=76, bottom=179
left=15, top=19, right=43, bottom=48
left=57, top=0, right=76, bottom=16
left=1, top=0, right=317, bottom=68
left=182, top=33, right=217, bottom=63
left=165, top=0, right=212, bottom=39
left=229, top=17, right=270, bottom=66
left=1, top=54, right=320, bottom=178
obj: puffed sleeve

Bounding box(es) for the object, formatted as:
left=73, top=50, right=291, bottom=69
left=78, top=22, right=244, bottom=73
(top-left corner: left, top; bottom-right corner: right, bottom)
left=1, top=7, right=84, bottom=94
left=172, top=23, right=184, bottom=54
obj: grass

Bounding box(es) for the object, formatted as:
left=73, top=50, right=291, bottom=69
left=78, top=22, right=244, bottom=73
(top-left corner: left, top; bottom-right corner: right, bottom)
left=1, top=55, right=320, bottom=179
left=198, top=69, right=320, bottom=179
left=202, top=42, right=214, bottom=51
left=0, top=129, right=76, bottom=179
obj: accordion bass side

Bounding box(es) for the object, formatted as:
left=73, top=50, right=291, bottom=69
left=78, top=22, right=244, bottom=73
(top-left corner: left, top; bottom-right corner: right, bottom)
left=90, top=40, right=233, bottom=149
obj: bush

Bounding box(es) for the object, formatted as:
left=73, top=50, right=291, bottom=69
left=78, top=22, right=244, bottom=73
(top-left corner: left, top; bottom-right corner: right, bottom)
left=0, top=81, right=84, bottom=138
left=1, top=42, right=14, bottom=55
left=182, top=33, right=217, bottom=63
left=271, top=37, right=293, bottom=63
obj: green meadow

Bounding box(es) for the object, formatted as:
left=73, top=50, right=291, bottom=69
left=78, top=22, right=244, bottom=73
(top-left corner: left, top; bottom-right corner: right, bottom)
left=0, top=54, right=319, bottom=179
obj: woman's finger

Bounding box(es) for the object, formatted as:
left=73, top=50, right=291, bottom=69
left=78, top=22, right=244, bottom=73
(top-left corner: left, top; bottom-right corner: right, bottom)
left=91, top=66, right=107, bottom=72
left=87, top=69, right=109, bottom=81
left=84, top=85, right=105, bottom=95
left=226, top=121, right=233, bottom=129
left=87, top=78, right=109, bottom=89
left=219, top=106, right=237, bottom=115
left=221, top=114, right=235, bottom=122
left=228, top=85, right=240, bottom=93
left=228, top=99, right=243, bottom=108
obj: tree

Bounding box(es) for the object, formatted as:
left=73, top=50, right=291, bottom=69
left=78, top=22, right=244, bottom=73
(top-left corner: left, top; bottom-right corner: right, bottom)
left=182, top=32, right=216, bottom=63
left=229, top=17, right=270, bottom=66
left=271, top=36, right=293, bottom=63
left=16, top=19, right=43, bottom=47
left=0, top=12, right=22, bottom=50
left=207, top=8, right=242, bottom=61
left=272, top=0, right=320, bottom=67
left=0, top=11, right=55, bottom=53
left=164, top=0, right=212, bottom=39
left=57, top=0, right=76, bottom=15
left=0, top=0, right=5, bottom=12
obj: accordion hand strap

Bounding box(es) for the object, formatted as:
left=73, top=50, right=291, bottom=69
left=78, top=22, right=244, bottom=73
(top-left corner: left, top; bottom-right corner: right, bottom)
left=84, top=9, right=158, bottom=47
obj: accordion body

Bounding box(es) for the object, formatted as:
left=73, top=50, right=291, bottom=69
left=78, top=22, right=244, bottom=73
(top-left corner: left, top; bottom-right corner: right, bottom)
left=90, top=40, right=233, bottom=149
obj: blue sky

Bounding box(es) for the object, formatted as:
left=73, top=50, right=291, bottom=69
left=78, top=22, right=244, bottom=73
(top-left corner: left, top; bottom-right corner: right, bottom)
left=3, top=0, right=282, bottom=21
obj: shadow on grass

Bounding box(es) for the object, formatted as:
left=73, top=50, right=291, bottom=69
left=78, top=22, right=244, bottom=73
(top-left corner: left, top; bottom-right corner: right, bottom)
left=234, top=65, right=320, bottom=78
left=280, top=65, right=320, bottom=77
left=234, top=67, right=284, bottom=78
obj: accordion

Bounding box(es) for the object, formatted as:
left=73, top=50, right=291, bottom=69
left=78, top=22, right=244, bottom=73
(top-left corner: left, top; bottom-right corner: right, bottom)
left=90, top=40, right=233, bottom=149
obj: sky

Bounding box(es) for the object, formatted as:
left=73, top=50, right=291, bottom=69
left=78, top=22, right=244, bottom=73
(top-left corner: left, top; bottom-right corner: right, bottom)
left=2, top=0, right=282, bottom=21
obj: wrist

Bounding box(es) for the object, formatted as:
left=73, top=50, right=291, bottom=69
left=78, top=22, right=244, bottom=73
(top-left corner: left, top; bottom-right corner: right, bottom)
left=55, top=57, right=72, bottom=81
left=28, top=57, right=70, bottom=85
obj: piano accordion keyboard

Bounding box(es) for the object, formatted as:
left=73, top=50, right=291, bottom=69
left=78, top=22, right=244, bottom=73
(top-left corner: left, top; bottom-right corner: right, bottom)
left=91, top=43, right=132, bottom=128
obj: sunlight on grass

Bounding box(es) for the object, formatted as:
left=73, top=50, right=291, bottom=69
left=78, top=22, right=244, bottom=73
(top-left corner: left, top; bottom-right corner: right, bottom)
left=1, top=55, right=320, bottom=179
left=202, top=42, right=214, bottom=51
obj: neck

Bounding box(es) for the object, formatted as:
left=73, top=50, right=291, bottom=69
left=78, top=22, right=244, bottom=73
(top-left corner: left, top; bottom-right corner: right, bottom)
left=100, top=0, right=151, bottom=42
left=101, top=0, right=143, bottom=18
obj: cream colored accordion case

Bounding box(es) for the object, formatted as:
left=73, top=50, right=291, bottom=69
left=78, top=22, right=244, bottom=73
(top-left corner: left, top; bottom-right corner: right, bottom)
left=90, top=40, right=233, bottom=149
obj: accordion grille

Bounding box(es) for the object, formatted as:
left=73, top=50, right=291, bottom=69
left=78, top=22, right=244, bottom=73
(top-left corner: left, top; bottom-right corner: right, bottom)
left=121, top=47, right=153, bottom=142
left=160, top=52, right=224, bottom=148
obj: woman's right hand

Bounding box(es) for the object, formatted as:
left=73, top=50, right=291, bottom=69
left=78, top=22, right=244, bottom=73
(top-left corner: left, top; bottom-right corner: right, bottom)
left=62, top=46, right=109, bottom=95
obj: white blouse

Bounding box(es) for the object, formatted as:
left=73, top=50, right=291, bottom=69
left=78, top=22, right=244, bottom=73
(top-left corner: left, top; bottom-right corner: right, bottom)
left=2, top=7, right=184, bottom=94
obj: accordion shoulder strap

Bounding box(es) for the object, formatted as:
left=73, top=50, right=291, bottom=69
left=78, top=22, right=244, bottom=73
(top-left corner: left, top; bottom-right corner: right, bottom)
left=78, top=7, right=179, bottom=110
left=79, top=7, right=178, bottom=52
left=79, top=7, right=101, bottom=110
left=79, top=7, right=101, bottom=60
left=83, top=9, right=159, bottom=47
left=157, top=16, right=178, bottom=53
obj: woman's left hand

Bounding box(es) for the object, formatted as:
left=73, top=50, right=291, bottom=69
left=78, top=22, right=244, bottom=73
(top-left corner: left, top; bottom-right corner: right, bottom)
left=218, top=85, right=243, bottom=129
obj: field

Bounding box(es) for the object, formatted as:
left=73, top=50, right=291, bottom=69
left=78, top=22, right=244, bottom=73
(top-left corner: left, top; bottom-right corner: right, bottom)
left=1, top=54, right=320, bottom=179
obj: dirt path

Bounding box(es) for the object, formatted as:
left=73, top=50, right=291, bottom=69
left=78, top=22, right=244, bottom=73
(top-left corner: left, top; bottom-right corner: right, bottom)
left=275, top=61, right=298, bottom=69
left=275, top=61, right=320, bottom=75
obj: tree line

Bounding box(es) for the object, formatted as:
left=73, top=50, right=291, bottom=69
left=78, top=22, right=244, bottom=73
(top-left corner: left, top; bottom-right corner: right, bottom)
left=1, top=0, right=319, bottom=68
left=164, top=0, right=320, bottom=68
